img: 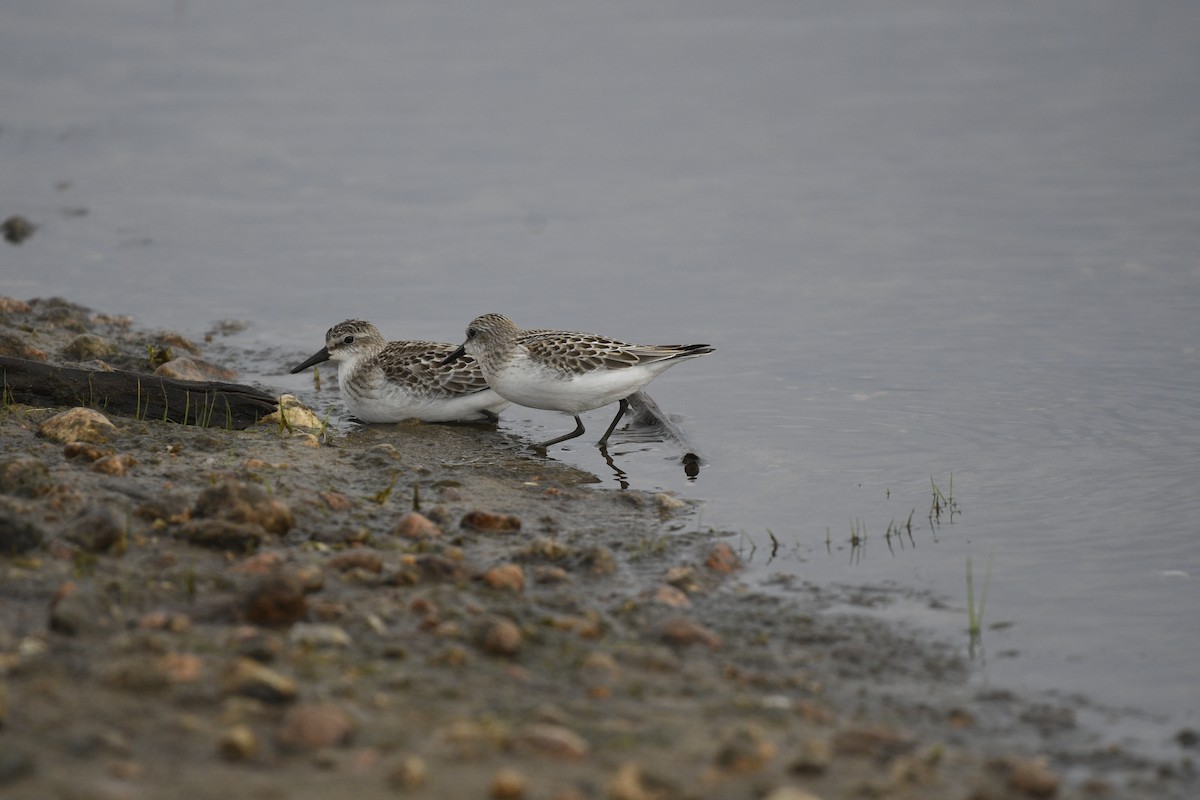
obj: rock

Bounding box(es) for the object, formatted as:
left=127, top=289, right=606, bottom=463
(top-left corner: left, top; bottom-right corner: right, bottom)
left=1002, top=755, right=1060, bottom=797
left=61, top=503, right=127, bottom=553
left=532, top=565, right=571, bottom=584
left=91, top=454, right=135, bottom=478
left=39, top=408, right=117, bottom=444
left=228, top=551, right=284, bottom=575
left=833, top=725, right=915, bottom=760
left=49, top=582, right=118, bottom=635
left=646, top=585, right=690, bottom=608
left=392, top=510, right=442, bottom=540
left=318, top=490, right=352, bottom=510
left=789, top=737, right=833, bottom=775
left=0, top=296, right=33, bottom=313
left=704, top=541, right=740, bottom=574
left=460, top=510, right=522, bottom=533
left=62, top=442, right=107, bottom=462
left=217, top=724, right=260, bottom=761
left=288, top=623, right=352, bottom=649
left=578, top=546, right=617, bottom=576
left=328, top=550, right=383, bottom=574
left=474, top=616, right=522, bottom=657
left=61, top=333, right=118, bottom=362
left=763, top=789, right=825, bottom=800
left=660, top=617, right=722, bottom=649
left=242, top=574, right=307, bottom=627
left=154, top=357, right=237, bottom=382
left=387, top=755, right=427, bottom=790
left=258, top=394, right=324, bottom=430
left=0, top=331, right=47, bottom=360
left=276, top=703, right=355, bottom=751
left=0, top=457, right=52, bottom=498
left=0, top=512, right=45, bottom=555
left=514, top=723, right=589, bottom=760
left=193, top=479, right=294, bottom=535
left=489, top=767, right=527, bottom=800
left=154, top=331, right=203, bottom=355
left=654, top=492, right=686, bottom=513
left=607, top=762, right=679, bottom=800
left=391, top=554, right=470, bottom=585
left=714, top=723, right=778, bottom=773
left=481, top=563, right=525, bottom=592
left=1, top=215, right=36, bottom=244
left=221, top=657, right=298, bottom=703
left=176, top=519, right=267, bottom=551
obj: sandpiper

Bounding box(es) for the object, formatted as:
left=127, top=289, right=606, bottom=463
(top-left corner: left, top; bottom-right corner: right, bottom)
left=443, top=313, right=713, bottom=448
left=291, top=320, right=509, bottom=423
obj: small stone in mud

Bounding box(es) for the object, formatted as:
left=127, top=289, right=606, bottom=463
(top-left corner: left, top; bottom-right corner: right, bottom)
left=489, top=767, right=527, bottom=800
left=460, top=510, right=522, bottom=532
left=39, top=408, right=117, bottom=444
left=763, top=789, right=825, bottom=800
left=645, top=585, right=690, bottom=608
left=288, top=623, right=352, bottom=650
left=714, top=722, right=778, bottom=773
left=61, top=503, right=127, bottom=553
left=474, top=616, right=522, bottom=657
left=660, top=617, right=722, bottom=649
left=49, top=582, right=118, bottom=635
left=242, top=574, right=307, bottom=627
left=193, top=479, right=294, bottom=535
left=1000, top=755, right=1060, bottom=797
left=833, top=725, right=915, bottom=760
left=258, top=394, right=324, bottom=430
left=176, top=519, right=266, bottom=551
left=0, top=331, right=47, bottom=360
left=0, top=457, right=52, bottom=498
left=392, top=554, right=470, bottom=585
left=481, top=563, right=525, bottom=592
left=704, top=541, right=740, bottom=574
left=61, top=333, right=118, bottom=362
left=217, top=724, right=260, bottom=761
left=392, top=510, right=443, bottom=540
left=789, top=737, right=833, bottom=775
left=2, top=216, right=37, bottom=245
left=276, top=703, right=355, bottom=752
left=62, top=442, right=107, bottom=462
left=328, top=550, right=383, bottom=574
left=221, top=657, right=298, bottom=703
left=607, top=762, right=680, bottom=800
left=91, top=453, right=136, bottom=476
left=578, top=545, right=617, bottom=576
left=387, top=755, right=427, bottom=791
left=514, top=723, right=589, bottom=760
left=531, top=565, right=571, bottom=584
left=0, top=512, right=46, bottom=555
left=153, top=356, right=238, bottom=382
left=0, top=296, right=32, bottom=313
left=318, top=490, right=352, bottom=510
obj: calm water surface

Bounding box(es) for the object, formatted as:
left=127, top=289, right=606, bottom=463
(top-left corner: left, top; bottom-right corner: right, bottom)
left=5, top=0, right=1198, bottom=757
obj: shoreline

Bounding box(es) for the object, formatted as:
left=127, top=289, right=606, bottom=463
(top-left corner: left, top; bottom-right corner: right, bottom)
left=1, top=296, right=1193, bottom=799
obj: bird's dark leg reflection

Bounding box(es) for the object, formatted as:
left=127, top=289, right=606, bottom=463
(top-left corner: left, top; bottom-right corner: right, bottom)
left=599, top=443, right=630, bottom=490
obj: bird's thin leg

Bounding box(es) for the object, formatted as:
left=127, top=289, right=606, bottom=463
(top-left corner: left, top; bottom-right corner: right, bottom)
left=595, top=398, right=629, bottom=448
left=535, top=415, right=586, bottom=448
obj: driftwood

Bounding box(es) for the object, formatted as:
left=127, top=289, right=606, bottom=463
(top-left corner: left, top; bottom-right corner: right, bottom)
left=1, top=356, right=277, bottom=430
left=626, top=390, right=705, bottom=477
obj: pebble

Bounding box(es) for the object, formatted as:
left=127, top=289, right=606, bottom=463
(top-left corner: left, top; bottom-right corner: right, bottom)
left=392, top=510, right=443, bottom=539
left=514, top=723, right=590, bottom=760
left=489, top=767, right=528, bottom=800
left=714, top=722, right=778, bottom=773
left=387, top=755, right=427, bottom=790
left=460, top=510, right=522, bottom=532
left=318, top=491, right=352, bottom=510
left=217, top=724, right=260, bottom=761
left=221, top=657, right=298, bottom=703
left=0, top=511, right=45, bottom=555
left=61, top=503, right=127, bottom=553
left=177, top=518, right=267, bottom=551
left=0, top=457, right=52, bottom=497
left=660, top=617, right=722, bottom=649
left=61, top=333, right=118, bottom=362
left=481, top=563, right=525, bottom=592
left=276, top=703, right=356, bottom=751
left=258, top=394, right=324, bottom=430
left=532, top=565, right=571, bottom=584
left=474, top=616, right=523, bottom=657
left=703, top=542, right=740, bottom=574
left=646, top=585, right=690, bottom=608
left=833, top=725, right=915, bottom=760
left=38, top=408, right=117, bottom=444
left=49, top=582, right=118, bottom=635
left=0, top=295, right=32, bottom=313
left=1, top=215, right=36, bottom=245
left=788, top=737, right=833, bottom=775
left=328, top=550, right=383, bottom=574
left=242, top=574, right=308, bottom=627
left=193, top=479, right=294, bottom=535
left=763, top=789, right=825, bottom=800
left=578, top=546, right=617, bottom=576
left=1002, top=755, right=1060, bottom=797
left=153, top=357, right=237, bottom=382
left=391, top=554, right=470, bottom=585
left=90, top=453, right=136, bottom=476
left=288, top=623, right=352, bottom=649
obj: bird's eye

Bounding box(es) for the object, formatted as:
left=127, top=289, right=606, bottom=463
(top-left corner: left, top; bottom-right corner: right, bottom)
left=342, top=335, right=355, bottom=345
left=467, top=328, right=477, bottom=339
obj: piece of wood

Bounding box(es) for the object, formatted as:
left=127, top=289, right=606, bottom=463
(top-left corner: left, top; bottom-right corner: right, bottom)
left=626, top=390, right=705, bottom=476
left=1, top=356, right=277, bottom=429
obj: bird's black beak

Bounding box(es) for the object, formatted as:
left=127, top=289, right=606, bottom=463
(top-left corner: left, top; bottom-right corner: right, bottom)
left=441, top=344, right=467, bottom=366
left=290, top=347, right=330, bottom=374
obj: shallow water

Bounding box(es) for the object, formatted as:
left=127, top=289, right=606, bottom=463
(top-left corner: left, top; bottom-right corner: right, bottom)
left=5, top=0, right=1199, bottom=759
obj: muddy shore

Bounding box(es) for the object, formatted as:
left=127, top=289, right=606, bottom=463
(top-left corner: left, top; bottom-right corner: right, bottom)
left=0, top=297, right=1193, bottom=799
